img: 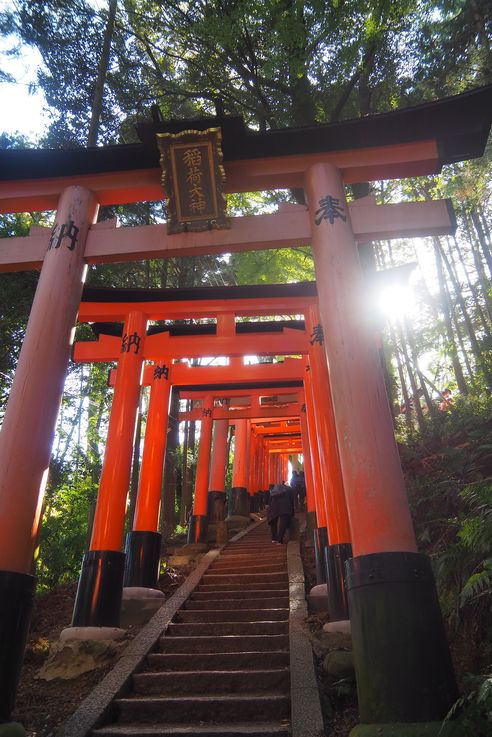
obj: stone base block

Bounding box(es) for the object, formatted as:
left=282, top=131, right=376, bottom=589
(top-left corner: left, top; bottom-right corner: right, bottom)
left=167, top=554, right=195, bottom=567
left=307, top=583, right=329, bottom=612
left=225, top=515, right=251, bottom=536
left=323, top=649, right=354, bottom=679
left=122, top=587, right=164, bottom=600
left=120, top=588, right=165, bottom=627
left=178, top=543, right=208, bottom=555
left=323, top=619, right=351, bottom=635
left=350, top=722, right=461, bottom=737
left=0, top=723, right=27, bottom=737
left=60, top=626, right=126, bottom=642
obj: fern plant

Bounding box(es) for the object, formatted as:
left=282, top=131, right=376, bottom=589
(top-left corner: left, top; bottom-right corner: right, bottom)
left=458, top=482, right=492, bottom=608
left=439, top=673, right=492, bottom=736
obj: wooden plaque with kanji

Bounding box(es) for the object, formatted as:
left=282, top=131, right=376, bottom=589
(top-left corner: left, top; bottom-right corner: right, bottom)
left=157, top=127, right=229, bottom=234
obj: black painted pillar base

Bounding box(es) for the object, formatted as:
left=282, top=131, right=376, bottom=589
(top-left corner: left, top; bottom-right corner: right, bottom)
left=325, top=542, right=352, bottom=621
left=123, top=531, right=162, bottom=589
left=0, top=570, right=35, bottom=722
left=207, top=491, right=226, bottom=522
left=313, top=526, right=328, bottom=584
left=250, top=494, right=262, bottom=513
left=346, top=552, right=459, bottom=724
left=305, top=511, right=317, bottom=541
left=187, top=514, right=208, bottom=544
left=72, top=550, right=125, bottom=627
left=228, top=486, right=249, bottom=517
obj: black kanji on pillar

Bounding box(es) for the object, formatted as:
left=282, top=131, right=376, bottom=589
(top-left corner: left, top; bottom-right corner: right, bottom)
left=48, top=220, right=80, bottom=251
left=154, top=365, right=169, bottom=380
left=314, top=195, right=346, bottom=226
left=121, top=332, right=141, bottom=354
left=310, top=324, right=324, bottom=345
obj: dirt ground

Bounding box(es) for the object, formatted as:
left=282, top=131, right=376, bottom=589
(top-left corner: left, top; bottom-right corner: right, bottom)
left=13, top=568, right=187, bottom=737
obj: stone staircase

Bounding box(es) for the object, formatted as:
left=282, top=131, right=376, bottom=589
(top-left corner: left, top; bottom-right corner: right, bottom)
left=92, top=523, right=291, bottom=737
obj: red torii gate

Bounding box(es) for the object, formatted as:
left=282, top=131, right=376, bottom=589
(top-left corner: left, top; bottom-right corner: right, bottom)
left=0, top=85, right=491, bottom=731
left=71, top=287, right=351, bottom=627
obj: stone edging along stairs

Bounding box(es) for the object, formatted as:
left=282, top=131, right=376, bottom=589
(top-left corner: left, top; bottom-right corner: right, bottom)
left=58, top=519, right=323, bottom=737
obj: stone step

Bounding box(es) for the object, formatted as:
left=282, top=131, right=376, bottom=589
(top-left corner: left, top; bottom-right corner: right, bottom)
left=222, top=540, right=280, bottom=556
left=115, top=693, right=290, bottom=723
left=197, top=582, right=288, bottom=592
left=92, top=721, right=290, bottom=737
left=209, top=564, right=287, bottom=574
left=220, top=547, right=284, bottom=555
left=190, top=589, right=289, bottom=601
left=173, top=608, right=289, bottom=624
left=158, top=634, right=289, bottom=653
left=175, top=608, right=288, bottom=623
left=166, top=621, right=288, bottom=637
left=202, top=573, right=288, bottom=585
left=216, top=551, right=285, bottom=561
left=146, top=651, right=290, bottom=672
left=133, top=668, right=289, bottom=695
left=185, top=597, right=289, bottom=610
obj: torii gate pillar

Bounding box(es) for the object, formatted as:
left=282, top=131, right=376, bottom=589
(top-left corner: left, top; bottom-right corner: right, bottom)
left=188, top=396, right=214, bottom=544
left=207, top=419, right=229, bottom=522
left=305, top=163, right=457, bottom=729
left=0, top=187, right=98, bottom=722
left=124, top=362, right=172, bottom=589
left=229, top=418, right=250, bottom=517
left=72, top=310, right=147, bottom=628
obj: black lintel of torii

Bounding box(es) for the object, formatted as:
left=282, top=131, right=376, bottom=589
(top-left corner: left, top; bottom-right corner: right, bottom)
left=1, top=85, right=491, bottom=181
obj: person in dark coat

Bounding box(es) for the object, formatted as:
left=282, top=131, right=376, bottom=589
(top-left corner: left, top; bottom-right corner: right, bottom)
left=290, top=470, right=306, bottom=511
left=267, top=481, right=294, bottom=544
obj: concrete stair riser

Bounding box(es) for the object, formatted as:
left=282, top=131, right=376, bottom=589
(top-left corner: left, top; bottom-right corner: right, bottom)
left=84, top=521, right=298, bottom=737
left=175, top=609, right=289, bottom=623
left=208, top=564, right=287, bottom=574
left=146, top=651, right=290, bottom=671
left=190, top=589, right=288, bottom=600
left=197, top=582, right=287, bottom=592
left=133, top=668, right=290, bottom=694
left=158, top=634, right=289, bottom=653
left=166, top=621, right=289, bottom=636
left=223, top=547, right=286, bottom=554
left=115, top=694, right=290, bottom=723
left=213, top=553, right=286, bottom=563
left=92, top=723, right=291, bottom=737
left=215, top=543, right=287, bottom=563
left=184, top=597, right=289, bottom=609
left=201, top=574, right=288, bottom=585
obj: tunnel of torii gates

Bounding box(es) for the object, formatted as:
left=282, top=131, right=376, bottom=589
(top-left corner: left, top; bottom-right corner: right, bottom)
left=0, top=84, right=491, bottom=730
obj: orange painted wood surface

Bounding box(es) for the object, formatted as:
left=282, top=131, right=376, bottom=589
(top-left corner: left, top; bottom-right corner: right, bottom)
left=0, top=187, right=98, bottom=574
left=232, top=419, right=250, bottom=489
left=299, top=409, right=317, bottom=515
left=74, top=328, right=308, bottom=361
left=305, top=162, right=417, bottom=556
left=0, top=199, right=454, bottom=272
left=192, top=396, right=214, bottom=517
left=107, top=358, right=304, bottom=388
left=306, top=304, right=352, bottom=545
left=304, top=359, right=328, bottom=529
left=133, top=363, right=172, bottom=532
left=0, top=139, right=439, bottom=215
left=208, top=419, right=229, bottom=493
left=90, top=311, right=148, bottom=551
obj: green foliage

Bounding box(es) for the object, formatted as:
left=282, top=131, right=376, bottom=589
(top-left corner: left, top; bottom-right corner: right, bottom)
left=402, top=396, right=492, bottom=674
left=440, top=673, right=492, bottom=736
left=36, top=474, right=95, bottom=591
